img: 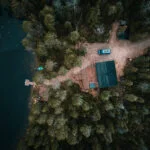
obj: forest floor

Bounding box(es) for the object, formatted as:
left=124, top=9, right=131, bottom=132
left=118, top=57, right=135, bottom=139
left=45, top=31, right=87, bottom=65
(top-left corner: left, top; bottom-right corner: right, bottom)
left=43, top=22, right=150, bottom=89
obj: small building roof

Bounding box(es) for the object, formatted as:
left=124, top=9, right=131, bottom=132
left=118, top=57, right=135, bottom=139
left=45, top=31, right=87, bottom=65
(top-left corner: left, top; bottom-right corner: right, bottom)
left=96, top=61, right=117, bottom=88
left=89, top=82, right=96, bottom=89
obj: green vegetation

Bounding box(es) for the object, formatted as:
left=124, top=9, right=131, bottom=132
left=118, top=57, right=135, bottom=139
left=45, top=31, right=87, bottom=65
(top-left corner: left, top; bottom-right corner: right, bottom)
left=122, top=0, right=150, bottom=41
left=18, top=51, right=150, bottom=150
left=11, top=0, right=150, bottom=42
left=20, top=4, right=84, bottom=79
left=9, top=0, right=150, bottom=150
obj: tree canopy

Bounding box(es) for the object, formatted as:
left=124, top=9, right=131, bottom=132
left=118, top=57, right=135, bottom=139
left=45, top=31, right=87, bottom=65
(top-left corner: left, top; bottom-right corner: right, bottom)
left=10, top=1, right=150, bottom=150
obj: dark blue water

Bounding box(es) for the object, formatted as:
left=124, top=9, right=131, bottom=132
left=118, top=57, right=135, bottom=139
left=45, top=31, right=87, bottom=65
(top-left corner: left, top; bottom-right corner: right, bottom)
left=0, top=5, right=34, bottom=150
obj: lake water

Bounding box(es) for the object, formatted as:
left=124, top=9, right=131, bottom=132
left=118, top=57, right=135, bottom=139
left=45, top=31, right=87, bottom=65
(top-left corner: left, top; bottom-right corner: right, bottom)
left=0, top=4, right=34, bottom=150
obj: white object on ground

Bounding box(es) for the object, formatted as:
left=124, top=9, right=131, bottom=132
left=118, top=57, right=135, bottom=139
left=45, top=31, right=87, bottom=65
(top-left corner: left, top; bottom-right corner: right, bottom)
left=25, top=79, right=36, bottom=87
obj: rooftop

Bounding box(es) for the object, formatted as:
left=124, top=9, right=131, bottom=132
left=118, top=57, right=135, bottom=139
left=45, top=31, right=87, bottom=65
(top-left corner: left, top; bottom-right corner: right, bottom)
left=96, top=61, right=118, bottom=88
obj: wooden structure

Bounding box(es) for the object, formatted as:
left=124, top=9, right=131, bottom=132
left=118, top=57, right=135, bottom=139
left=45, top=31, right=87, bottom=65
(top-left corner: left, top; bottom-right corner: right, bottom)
left=71, top=64, right=98, bottom=92
left=25, top=79, right=36, bottom=87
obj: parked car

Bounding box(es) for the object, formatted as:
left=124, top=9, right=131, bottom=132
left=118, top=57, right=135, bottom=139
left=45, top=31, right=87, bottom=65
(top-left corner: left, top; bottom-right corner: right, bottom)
left=97, top=48, right=111, bottom=55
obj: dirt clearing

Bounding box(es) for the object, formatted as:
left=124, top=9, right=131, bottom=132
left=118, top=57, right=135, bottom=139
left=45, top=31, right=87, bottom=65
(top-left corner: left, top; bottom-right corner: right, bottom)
left=43, top=22, right=150, bottom=89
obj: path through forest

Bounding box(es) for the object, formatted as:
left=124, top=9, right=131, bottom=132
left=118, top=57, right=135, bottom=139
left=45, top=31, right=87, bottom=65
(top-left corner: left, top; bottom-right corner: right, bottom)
left=43, top=22, right=150, bottom=87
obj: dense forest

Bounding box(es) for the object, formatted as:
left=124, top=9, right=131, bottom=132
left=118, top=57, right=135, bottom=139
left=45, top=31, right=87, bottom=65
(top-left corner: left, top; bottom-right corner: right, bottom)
left=18, top=50, right=150, bottom=150
left=8, top=0, right=150, bottom=149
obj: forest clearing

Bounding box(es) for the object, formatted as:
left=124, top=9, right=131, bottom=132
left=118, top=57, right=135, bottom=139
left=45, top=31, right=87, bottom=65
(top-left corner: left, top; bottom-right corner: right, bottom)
left=43, top=22, right=150, bottom=91
left=15, top=1, right=150, bottom=149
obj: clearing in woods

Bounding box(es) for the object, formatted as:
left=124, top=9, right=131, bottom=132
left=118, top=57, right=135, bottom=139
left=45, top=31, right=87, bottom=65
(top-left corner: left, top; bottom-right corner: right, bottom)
left=43, top=22, right=150, bottom=91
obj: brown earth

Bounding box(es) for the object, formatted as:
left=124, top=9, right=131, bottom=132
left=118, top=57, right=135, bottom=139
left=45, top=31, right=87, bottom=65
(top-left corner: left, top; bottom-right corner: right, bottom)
left=43, top=22, right=150, bottom=91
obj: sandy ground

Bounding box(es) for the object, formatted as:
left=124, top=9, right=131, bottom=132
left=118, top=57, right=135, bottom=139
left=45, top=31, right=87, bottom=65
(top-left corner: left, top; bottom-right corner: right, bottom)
left=43, top=22, right=150, bottom=87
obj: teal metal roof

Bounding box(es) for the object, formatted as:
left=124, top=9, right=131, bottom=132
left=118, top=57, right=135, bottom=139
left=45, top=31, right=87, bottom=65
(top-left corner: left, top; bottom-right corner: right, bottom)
left=96, top=61, right=117, bottom=88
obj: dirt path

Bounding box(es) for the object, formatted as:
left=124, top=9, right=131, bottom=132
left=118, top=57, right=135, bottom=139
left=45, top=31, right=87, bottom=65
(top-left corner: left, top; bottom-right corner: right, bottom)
left=43, top=22, right=150, bottom=86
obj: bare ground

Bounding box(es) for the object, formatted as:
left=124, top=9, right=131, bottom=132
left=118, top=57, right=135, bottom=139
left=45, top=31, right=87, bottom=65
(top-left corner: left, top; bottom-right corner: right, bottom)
left=43, top=22, right=150, bottom=87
